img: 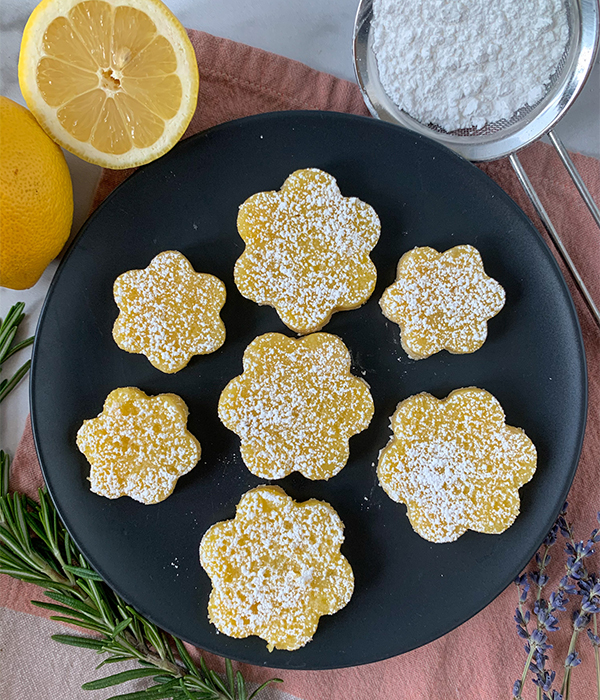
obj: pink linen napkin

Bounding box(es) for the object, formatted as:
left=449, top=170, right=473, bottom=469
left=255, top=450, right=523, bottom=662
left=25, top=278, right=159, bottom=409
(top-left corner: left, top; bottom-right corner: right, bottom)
left=2, top=29, right=599, bottom=700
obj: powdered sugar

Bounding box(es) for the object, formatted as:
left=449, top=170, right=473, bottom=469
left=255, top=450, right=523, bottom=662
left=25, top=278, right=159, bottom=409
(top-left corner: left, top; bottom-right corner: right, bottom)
left=377, top=388, right=538, bottom=543
left=380, top=245, right=505, bottom=359
left=76, top=388, right=201, bottom=505
left=199, top=486, right=354, bottom=651
left=234, top=168, right=380, bottom=334
left=113, top=251, right=226, bottom=374
left=218, top=333, right=374, bottom=480
left=372, top=0, right=569, bottom=131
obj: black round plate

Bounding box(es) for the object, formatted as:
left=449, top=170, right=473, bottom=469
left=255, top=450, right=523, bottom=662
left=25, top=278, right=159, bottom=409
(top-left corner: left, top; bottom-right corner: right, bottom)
left=31, top=111, right=587, bottom=670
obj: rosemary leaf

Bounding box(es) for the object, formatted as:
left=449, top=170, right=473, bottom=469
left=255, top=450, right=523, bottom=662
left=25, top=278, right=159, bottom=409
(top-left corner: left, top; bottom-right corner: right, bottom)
left=0, top=302, right=33, bottom=404
left=0, top=451, right=9, bottom=500
left=173, top=637, right=200, bottom=678
left=248, top=679, right=284, bottom=700
left=112, top=617, right=134, bottom=639
left=153, top=676, right=175, bottom=684
left=236, top=672, right=246, bottom=700
left=225, top=659, right=234, bottom=695
left=43, top=590, right=100, bottom=617
left=52, top=634, right=108, bottom=650
left=207, top=670, right=230, bottom=697
left=31, top=599, right=96, bottom=621
left=97, top=657, right=134, bottom=669
left=82, top=668, right=161, bottom=690
left=105, top=677, right=182, bottom=699
left=0, top=360, right=31, bottom=404
left=63, top=564, right=104, bottom=580
left=178, top=679, right=198, bottom=700
left=49, top=615, right=107, bottom=632
left=2, top=335, right=34, bottom=363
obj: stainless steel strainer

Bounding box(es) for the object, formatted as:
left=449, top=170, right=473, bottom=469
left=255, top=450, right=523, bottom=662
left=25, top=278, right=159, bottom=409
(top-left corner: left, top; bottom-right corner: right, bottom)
left=353, top=0, right=600, bottom=326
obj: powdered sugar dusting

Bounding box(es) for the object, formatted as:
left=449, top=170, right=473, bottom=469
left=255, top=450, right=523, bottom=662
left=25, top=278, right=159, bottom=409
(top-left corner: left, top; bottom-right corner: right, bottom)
left=372, top=0, right=569, bottom=131
left=218, top=333, right=374, bottom=480
left=199, top=485, right=354, bottom=651
left=76, top=388, right=201, bottom=505
left=377, top=388, right=537, bottom=543
left=234, top=168, right=380, bottom=334
left=380, top=245, right=505, bottom=359
left=113, top=251, right=226, bottom=374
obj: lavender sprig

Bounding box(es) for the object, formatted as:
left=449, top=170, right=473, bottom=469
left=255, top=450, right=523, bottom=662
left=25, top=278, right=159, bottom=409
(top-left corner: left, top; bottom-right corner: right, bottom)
left=559, top=512, right=599, bottom=699
left=513, top=505, right=600, bottom=700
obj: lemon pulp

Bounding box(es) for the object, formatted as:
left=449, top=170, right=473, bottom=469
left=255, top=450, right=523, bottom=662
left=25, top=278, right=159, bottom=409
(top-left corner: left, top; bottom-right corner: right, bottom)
left=19, top=0, right=198, bottom=168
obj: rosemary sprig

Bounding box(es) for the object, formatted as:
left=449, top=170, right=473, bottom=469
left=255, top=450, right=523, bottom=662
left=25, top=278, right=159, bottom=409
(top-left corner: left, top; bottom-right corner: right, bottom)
left=0, top=450, right=282, bottom=698
left=0, top=459, right=281, bottom=698
left=0, top=302, right=281, bottom=697
left=0, top=301, right=34, bottom=403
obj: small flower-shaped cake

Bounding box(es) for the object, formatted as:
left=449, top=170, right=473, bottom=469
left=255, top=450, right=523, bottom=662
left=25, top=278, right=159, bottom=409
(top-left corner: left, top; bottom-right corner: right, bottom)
left=234, top=168, right=381, bottom=334
left=218, top=332, right=374, bottom=480
left=377, top=387, right=537, bottom=543
left=380, top=245, right=505, bottom=359
left=199, top=485, right=354, bottom=651
left=113, top=251, right=226, bottom=374
left=76, top=387, right=201, bottom=505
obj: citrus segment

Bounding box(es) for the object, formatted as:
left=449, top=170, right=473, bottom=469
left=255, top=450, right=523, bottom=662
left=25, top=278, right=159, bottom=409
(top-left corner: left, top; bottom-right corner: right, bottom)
left=19, top=0, right=199, bottom=168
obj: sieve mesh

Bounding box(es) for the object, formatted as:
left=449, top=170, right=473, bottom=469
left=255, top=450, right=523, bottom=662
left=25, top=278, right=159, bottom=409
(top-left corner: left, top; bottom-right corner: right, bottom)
left=408, top=1, right=575, bottom=139
left=353, top=0, right=597, bottom=161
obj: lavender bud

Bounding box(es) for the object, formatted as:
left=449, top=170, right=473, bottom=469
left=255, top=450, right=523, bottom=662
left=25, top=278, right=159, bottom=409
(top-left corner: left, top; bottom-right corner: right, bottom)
left=515, top=573, right=528, bottom=587
left=512, top=680, right=522, bottom=697
left=549, top=591, right=566, bottom=612
left=565, top=651, right=581, bottom=667
left=581, top=599, right=600, bottom=614
left=587, top=629, right=600, bottom=647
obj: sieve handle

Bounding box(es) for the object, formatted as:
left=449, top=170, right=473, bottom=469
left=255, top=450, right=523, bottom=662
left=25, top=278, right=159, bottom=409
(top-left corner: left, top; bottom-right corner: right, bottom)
left=509, top=152, right=600, bottom=328
left=548, top=130, right=600, bottom=230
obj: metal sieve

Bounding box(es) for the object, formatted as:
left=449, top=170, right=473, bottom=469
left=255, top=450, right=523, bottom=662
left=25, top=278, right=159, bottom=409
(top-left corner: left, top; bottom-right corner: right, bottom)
left=353, top=0, right=600, bottom=326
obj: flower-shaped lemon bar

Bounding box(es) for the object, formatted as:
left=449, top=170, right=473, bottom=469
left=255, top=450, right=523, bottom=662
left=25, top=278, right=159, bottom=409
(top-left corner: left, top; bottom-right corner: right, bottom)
left=76, top=387, right=201, bottom=505
left=113, top=251, right=226, bottom=373
left=199, top=485, right=354, bottom=651
left=234, top=168, right=381, bottom=334
left=380, top=245, right=505, bottom=359
left=218, top=332, right=374, bottom=480
left=377, top=388, right=537, bottom=543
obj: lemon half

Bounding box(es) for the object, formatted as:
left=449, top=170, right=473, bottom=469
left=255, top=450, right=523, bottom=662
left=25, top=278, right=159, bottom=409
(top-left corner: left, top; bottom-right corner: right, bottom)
left=18, top=0, right=199, bottom=169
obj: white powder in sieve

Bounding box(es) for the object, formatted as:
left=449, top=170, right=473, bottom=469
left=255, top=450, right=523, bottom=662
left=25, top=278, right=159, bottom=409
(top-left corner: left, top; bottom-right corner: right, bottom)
left=372, top=0, right=569, bottom=131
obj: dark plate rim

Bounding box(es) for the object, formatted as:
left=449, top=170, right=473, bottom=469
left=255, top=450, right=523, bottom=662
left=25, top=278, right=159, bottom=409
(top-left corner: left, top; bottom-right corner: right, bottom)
left=30, top=110, right=588, bottom=669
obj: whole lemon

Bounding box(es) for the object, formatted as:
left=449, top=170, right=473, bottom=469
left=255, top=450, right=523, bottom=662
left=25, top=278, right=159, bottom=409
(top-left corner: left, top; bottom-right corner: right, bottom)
left=0, top=96, right=73, bottom=290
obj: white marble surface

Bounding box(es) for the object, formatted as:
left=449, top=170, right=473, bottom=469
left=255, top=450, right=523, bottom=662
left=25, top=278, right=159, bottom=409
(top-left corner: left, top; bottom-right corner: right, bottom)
left=1, top=0, right=599, bottom=456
